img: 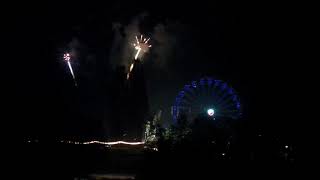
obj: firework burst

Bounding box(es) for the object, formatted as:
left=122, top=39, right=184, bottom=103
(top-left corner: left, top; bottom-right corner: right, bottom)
left=127, top=35, right=152, bottom=79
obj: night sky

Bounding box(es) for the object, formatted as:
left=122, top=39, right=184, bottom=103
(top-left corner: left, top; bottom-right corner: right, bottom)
left=3, top=1, right=298, bottom=142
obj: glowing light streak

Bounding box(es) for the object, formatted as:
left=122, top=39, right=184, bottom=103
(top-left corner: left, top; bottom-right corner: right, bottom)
left=63, top=53, right=77, bottom=86
left=134, top=47, right=141, bottom=60
left=127, top=63, right=135, bottom=79
left=67, top=61, right=75, bottom=80
left=129, top=63, right=134, bottom=72
left=82, top=140, right=144, bottom=145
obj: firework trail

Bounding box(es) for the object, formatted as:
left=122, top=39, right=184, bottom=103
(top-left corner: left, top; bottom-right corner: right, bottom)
left=127, top=35, right=151, bottom=79
left=63, top=53, right=77, bottom=86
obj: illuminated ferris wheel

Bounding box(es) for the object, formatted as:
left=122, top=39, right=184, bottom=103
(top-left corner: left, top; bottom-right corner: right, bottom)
left=172, top=77, right=241, bottom=123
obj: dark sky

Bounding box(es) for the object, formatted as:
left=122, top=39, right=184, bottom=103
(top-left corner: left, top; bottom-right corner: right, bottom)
left=3, top=1, right=298, bottom=141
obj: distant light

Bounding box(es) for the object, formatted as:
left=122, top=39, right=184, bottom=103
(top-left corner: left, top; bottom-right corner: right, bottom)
left=207, top=108, right=215, bottom=116
left=222, top=153, right=226, bottom=156
left=285, top=145, right=288, bottom=149
left=82, top=140, right=144, bottom=145
left=63, top=53, right=70, bottom=61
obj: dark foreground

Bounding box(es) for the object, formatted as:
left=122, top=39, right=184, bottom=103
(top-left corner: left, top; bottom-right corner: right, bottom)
left=16, top=143, right=296, bottom=180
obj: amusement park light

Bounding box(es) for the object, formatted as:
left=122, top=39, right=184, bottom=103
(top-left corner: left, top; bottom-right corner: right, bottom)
left=207, top=108, right=215, bottom=116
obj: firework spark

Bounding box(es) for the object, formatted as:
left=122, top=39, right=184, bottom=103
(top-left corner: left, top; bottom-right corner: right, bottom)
left=133, top=34, right=151, bottom=60
left=127, top=63, right=135, bottom=79
left=63, top=53, right=77, bottom=86
left=127, top=35, right=152, bottom=80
